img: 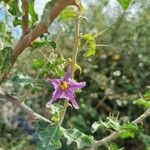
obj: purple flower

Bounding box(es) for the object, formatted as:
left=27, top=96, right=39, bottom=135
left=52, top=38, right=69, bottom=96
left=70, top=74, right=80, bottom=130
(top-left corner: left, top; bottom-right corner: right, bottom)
left=46, top=68, right=86, bottom=109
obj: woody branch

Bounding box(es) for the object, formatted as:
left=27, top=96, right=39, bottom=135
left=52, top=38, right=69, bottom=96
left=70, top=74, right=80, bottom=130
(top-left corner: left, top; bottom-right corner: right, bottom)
left=0, top=0, right=79, bottom=84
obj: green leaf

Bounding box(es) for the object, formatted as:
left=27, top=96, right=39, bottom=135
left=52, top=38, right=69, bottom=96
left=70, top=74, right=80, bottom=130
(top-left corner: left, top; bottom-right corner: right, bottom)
left=36, top=121, right=62, bottom=150
left=8, top=0, right=22, bottom=16
left=13, top=17, right=22, bottom=27
left=0, top=47, right=12, bottom=73
left=144, top=91, right=150, bottom=100
left=133, top=98, right=150, bottom=108
left=41, top=58, right=65, bottom=78
left=29, top=0, right=38, bottom=26
left=49, top=40, right=56, bottom=49
left=119, top=123, right=139, bottom=139
left=47, top=103, right=64, bottom=123
left=82, top=34, right=96, bottom=57
left=32, top=59, right=44, bottom=70
left=94, top=116, right=121, bottom=131
left=59, top=7, right=77, bottom=22
left=140, top=133, right=150, bottom=148
left=12, top=73, right=33, bottom=88
left=108, top=143, right=118, bottom=150
left=32, top=41, right=48, bottom=49
left=0, top=21, right=5, bottom=34
left=2, top=58, right=11, bottom=72
left=117, top=0, right=132, bottom=10
left=61, top=128, right=94, bottom=149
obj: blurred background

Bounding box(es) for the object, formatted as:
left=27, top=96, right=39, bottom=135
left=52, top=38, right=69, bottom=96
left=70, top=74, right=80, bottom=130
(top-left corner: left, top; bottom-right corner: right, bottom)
left=0, top=0, right=150, bottom=149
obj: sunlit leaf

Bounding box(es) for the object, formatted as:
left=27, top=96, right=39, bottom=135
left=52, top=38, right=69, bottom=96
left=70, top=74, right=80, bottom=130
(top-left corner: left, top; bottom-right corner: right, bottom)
left=59, top=7, right=77, bottom=22
left=29, top=0, right=38, bottom=26
left=117, top=0, right=132, bottom=10
left=82, top=34, right=96, bottom=57
left=144, top=91, right=150, bottom=101
left=133, top=98, right=150, bottom=108
left=119, top=123, right=139, bottom=139
left=32, top=59, right=44, bottom=70
left=32, top=41, right=48, bottom=49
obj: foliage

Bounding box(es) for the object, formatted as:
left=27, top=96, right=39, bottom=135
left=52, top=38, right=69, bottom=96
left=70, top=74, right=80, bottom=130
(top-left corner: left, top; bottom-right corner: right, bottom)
left=82, top=33, right=96, bottom=57
left=0, top=0, right=149, bottom=149
left=92, top=116, right=139, bottom=139
left=0, top=47, right=12, bottom=73
left=62, top=128, right=94, bottom=149
left=36, top=121, right=62, bottom=150
left=117, top=0, right=132, bottom=10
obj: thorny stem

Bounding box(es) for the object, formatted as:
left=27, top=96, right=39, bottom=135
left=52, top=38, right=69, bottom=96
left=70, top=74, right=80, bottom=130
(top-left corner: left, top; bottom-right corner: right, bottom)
left=90, top=108, right=150, bottom=149
left=71, top=14, right=80, bottom=79
left=60, top=13, right=80, bottom=125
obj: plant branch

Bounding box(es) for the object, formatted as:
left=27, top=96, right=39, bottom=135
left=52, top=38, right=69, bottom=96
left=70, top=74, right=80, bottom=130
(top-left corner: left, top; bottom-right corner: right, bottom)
left=21, top=0, right=29, bottom=36
left=90, top=108, right=150, bottom=149
left=0, top=0, right=79, bottom=84
left=0, top=92, right=51, bottom=123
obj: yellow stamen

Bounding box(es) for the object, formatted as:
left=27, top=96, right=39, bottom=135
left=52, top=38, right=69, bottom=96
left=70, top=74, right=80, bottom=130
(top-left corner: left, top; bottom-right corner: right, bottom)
left=60, top=81, right=68, bottom=90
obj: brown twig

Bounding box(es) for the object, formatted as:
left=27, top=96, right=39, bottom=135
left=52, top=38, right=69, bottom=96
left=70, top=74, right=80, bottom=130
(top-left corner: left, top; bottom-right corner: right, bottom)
left=90, top=108, right=150, bottom=149
left=21, top=0, right=29, bottom=36
left=0, top=92, right=51, bottom=123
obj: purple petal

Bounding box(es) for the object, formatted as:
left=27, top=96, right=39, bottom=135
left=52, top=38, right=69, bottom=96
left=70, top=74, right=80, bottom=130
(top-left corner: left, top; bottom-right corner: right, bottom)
left=46, top=88, right=63, bottom=106
left=64, top=89, right=79, bottom=109
left=69, top=81, right=86, bottom=90
left=46, top=78, right=61, bottom=89
left=63, top=67, right=71, bottom=81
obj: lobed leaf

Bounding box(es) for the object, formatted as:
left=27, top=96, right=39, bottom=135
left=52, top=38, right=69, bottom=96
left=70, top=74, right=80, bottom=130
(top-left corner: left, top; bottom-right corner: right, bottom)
left=61, top=128, right=94, bottom=149
left=82, top=34, right=96, bottom=57
left=36, top=121, right=62, bottom=150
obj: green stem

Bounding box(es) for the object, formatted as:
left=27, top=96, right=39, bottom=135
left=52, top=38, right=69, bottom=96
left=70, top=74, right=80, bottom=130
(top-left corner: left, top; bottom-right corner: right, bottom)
left=59, top=14, right=80, bottom=125
left=59, top=100, right=69, bottom=125
left=71, top=14, right=80, bottom=79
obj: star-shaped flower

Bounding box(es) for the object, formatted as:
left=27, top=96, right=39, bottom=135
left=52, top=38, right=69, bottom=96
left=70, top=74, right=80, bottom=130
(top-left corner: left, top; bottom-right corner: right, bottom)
left=46, top=68, right=86, bottom=109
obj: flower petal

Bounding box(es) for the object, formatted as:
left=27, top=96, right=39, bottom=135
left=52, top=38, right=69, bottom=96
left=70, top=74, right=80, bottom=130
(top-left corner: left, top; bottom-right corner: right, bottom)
left=46, top=88, right=63, bottom=107
left=46, top=78, right=61, bottom=89
left=64, top=89, right=79, bottom=109
left=63, top=67, right=71, bottom=81
left=69, top=81, right=86, bottom=90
